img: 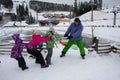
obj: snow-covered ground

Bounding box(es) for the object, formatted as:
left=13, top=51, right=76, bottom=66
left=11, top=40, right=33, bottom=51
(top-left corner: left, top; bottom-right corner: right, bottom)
left=0, top=45, right=120, bottom=80
left=0, top=21, right=120, bottom=80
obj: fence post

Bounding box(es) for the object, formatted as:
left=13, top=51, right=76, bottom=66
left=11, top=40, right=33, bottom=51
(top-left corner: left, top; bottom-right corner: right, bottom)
left=93, top=37, right=99, bottom=53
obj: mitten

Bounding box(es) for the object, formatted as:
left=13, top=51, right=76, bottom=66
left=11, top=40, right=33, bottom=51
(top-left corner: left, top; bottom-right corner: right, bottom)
left=67, top=35, right=73, bottom=39
left=64, top=34, right=68, bottom=37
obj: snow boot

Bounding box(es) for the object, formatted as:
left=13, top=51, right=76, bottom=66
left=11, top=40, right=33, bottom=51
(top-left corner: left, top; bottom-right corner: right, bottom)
left=60, top=51, right=66, bottom=57
left=41, top=64, right=49, bottom=68
left=22, top=67, right=28, bottom=71
left=81, top=54, right=85, bottom=59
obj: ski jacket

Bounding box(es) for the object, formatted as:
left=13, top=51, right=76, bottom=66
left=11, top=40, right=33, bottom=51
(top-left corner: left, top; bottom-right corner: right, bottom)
left=11, top=34, right=27, bottom=58
left=65, top=23, right=83, bottom=41
left=45, top=31, right=61, bottom=48
left=27, top=34, right=50, bottom=49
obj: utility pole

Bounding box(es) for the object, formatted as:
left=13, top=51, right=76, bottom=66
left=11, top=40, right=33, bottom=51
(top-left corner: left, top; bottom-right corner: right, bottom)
left=0, top=3, right=1, bottom=10
left=111, top=6, right=120, bottom=26
left=90, top=0, right=94, bottom=21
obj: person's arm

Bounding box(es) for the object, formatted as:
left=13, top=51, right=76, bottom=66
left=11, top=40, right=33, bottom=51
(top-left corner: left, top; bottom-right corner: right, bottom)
left=65, top=23, right=73, bottom=35
left=35, top=35, right=50, bottom=43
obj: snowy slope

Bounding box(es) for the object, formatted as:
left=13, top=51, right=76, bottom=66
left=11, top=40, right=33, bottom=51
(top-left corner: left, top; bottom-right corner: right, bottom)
left=75, top=9, right=120, bottom=26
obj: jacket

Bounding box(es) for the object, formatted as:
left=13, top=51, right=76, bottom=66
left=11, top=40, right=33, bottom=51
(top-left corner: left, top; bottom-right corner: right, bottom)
left=11, top=34, right=27, bottom=58
left=65, top=23, right=83, bottom=41
left=45, top=31, right=61, bottom=48
left=27, top=34, right=50, bottom=49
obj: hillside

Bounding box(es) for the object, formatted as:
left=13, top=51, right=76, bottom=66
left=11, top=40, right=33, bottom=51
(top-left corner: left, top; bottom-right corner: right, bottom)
left=78, top=9, right=120, bottom=26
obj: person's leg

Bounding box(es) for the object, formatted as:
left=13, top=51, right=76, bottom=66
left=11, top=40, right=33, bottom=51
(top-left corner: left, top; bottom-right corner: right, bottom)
left=27, top=49, right=40, bottom=64
left=60, top=40, right=74, bottom=57
left=45, top=48, right=53, bottom=65
left=27, top=49, right=48, bottom=68
left=76, top=40, right=86, bottom=59
left=15, top=58, right=21, bottom=67
left=15, top=57, right=28, bottom=70
left=19, top=57, right=28, bottom=70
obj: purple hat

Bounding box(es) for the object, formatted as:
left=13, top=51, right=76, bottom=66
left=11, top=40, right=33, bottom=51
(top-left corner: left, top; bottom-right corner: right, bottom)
left=12, top=34, right=20, bottom=41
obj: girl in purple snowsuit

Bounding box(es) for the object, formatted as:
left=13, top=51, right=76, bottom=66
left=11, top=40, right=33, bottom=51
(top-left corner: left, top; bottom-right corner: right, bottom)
left=11, top=34, right=28, bottom=71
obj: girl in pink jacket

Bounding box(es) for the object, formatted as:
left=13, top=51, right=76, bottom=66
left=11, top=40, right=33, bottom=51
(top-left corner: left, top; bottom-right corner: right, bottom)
left=27, top=30, right=50, bottom=68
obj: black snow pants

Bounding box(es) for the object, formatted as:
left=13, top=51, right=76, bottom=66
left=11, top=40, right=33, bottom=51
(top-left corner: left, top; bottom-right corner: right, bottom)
left=15, top=57, right=27, bottom=70
left=27, top=49, right=46, bottom=66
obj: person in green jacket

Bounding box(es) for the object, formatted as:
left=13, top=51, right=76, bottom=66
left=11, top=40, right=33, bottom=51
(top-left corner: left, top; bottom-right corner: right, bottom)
left=45, top=27, right=61, bottom=65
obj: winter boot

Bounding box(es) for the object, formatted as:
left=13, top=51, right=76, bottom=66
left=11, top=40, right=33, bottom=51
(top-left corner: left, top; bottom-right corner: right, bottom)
left=41, top=64, right=49, bottom=68
left=81, top=54, right=85, bottom=59
left=60, top=51, right=66, bottom=57
left=22, top=67, right=28, bottom=71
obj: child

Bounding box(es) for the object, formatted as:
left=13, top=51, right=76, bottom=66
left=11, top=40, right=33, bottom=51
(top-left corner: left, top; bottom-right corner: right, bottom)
left=27, top=30, right=50, bottom=68
left=11, top=34, right=28, bottom=71
left=45, top=27, right=61, bottom=65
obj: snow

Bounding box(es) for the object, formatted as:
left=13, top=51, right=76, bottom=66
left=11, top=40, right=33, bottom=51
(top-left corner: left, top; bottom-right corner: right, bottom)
left=83, top=27, right=120, bottom=43
left=0, top=26, right=120, bottom=80
left=0, top=46, right=120, bottom=80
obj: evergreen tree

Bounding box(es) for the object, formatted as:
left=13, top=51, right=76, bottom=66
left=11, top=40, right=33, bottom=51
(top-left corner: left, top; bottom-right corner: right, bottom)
left=99, top=0, right=103, bottom=10
left=0, top=15, right=3, bottom=21
left=11, top=14, right=17, bottom=21
left=73, top=0, right=78, bottom=17
left=94, top=0, right=98, bottom=10
left=26, top=12, right=35, bottom=24
left=0, top=0, right=13, bottom=8
left=25, top=4, right=29, bottom=16
left=29, top=1, right=73, bottom=12
left=77, top=1, right=91, bottom=16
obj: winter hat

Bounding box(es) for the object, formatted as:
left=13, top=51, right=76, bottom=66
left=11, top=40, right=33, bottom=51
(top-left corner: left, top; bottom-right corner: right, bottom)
left=12, top=33, right=22, bottom=43
left=49, top=27, right=55, bottom=32
left=12, top=34, right=20, bottom=41
left=74, top=18, right=81, bottom=23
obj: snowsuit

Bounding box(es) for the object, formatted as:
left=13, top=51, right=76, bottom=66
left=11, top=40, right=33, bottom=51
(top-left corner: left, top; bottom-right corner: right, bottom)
left=11, top=34, right=28, bottom=70
left=45, top=31, right=61, bottom=65
left=27, top=34, right=50, bottom=67
left=61, top=22, right=85, bottom=57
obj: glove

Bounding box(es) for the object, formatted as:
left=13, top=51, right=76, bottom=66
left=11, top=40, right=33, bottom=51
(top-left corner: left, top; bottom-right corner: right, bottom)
left=50, top=31, right=54, bottom=35
left=64, top=34, right=68, bottom=37
left=67, top=35, right=73, bottom=39
left=50, top=36, right=54, bottom=41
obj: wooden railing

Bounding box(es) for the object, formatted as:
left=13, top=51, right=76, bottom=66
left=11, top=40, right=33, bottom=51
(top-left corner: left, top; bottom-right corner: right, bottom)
left=0, top=43, right=28, bottom=55
left=88, top=37, right=120, bottom=54
left=85, top=25, right=120, bottom=28
left=0, top=43, right=47, bottom=55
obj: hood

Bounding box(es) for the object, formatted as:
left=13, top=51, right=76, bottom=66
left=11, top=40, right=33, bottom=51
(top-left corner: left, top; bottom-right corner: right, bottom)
left=12, top=34, right=22, bottom=43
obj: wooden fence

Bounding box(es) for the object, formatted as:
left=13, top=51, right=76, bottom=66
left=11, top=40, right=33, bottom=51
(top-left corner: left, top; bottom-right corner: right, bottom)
left=0, top=43, right=47, bottom=55
left=88, top=37, right=120, bottom=54
left=0, top=43, right=28, bottom=55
